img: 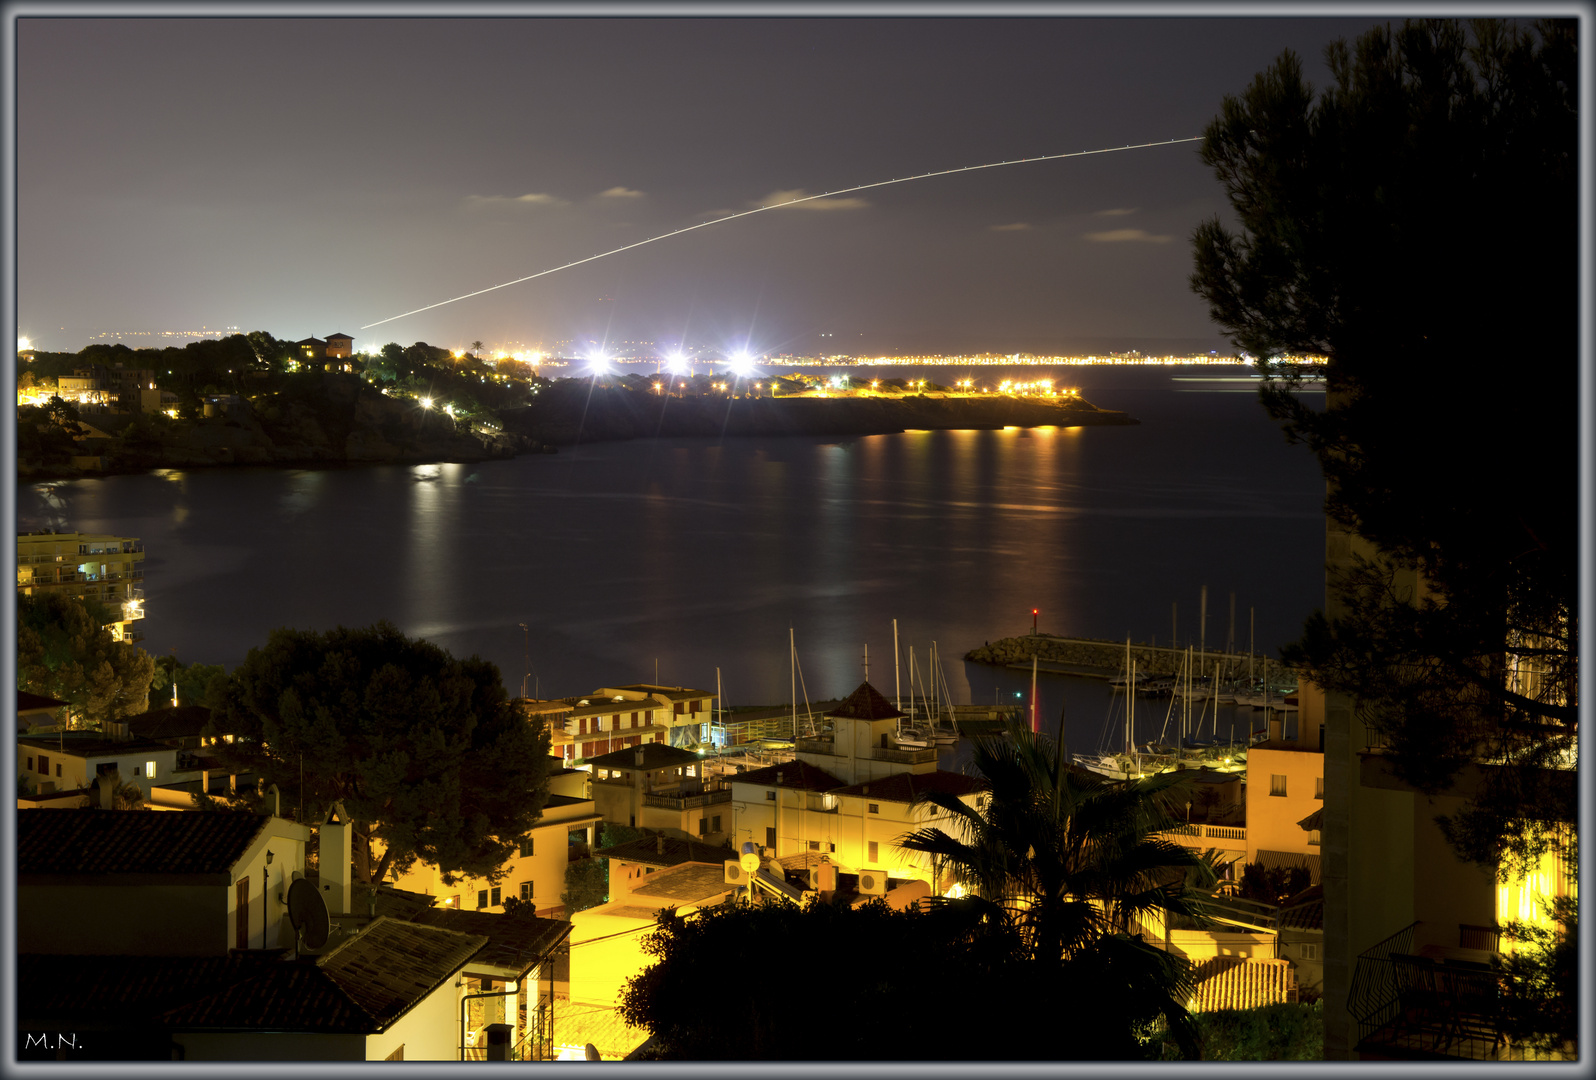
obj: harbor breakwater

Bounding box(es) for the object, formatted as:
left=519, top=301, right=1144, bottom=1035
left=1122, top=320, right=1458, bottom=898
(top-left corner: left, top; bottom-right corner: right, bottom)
left=965, top=633, right=1291, bottom=681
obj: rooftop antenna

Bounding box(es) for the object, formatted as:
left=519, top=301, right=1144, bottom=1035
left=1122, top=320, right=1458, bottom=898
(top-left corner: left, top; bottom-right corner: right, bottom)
left=862, top=644, right=869, bottom=683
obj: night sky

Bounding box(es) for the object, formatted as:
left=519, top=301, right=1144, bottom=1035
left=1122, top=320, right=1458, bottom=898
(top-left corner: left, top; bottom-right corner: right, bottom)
left=19, top=15, right=1379, bottom=356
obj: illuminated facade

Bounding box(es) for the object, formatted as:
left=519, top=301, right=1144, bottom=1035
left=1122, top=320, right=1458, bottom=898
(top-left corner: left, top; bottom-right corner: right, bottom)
left=385, top=765, right=601, bottom=919
left=1320, top=530, right=1576, bottom=1060
left=17, top=531, right=146, bottom=642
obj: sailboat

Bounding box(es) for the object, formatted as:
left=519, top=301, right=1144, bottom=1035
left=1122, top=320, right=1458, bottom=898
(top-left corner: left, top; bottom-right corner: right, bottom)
left=1083, top=639, right=1142, bottom=780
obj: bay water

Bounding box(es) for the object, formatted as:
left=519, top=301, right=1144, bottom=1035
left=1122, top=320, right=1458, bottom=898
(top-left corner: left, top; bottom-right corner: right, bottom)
left=17, top=364, right=1326, bottom=756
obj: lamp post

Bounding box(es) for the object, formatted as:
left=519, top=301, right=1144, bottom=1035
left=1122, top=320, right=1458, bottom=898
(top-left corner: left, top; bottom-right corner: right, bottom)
left=519, top=623, right=530, bottom=699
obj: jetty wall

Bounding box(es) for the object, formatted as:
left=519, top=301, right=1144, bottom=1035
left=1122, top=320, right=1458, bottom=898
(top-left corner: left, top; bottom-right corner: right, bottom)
left=965, top=633, right=1291, bottom=680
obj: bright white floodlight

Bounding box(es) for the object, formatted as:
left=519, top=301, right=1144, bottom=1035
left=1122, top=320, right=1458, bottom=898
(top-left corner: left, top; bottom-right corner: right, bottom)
left=588, top=352, right=610, bottom=374
left=729, top=351, right=755, bottom=377
left=666, top=351, right=688, bottom=374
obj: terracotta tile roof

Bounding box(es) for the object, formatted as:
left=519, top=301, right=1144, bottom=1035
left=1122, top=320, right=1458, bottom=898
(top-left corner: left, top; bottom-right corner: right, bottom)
left=158, top=960, right=380, bottom=1032
left=1190, top=957, right=1296, bottom=1012
left=370, top=882, right=439, bottom=922
left=155, top=918, right=488, bottom=1033
left=732, top=760, right=846, bottom=791
left=407, top=908, right=572, bottom=975
left=17, top=809, right=268, bottom=877
left=583, top=743, right=699, bottom=770
left=829, top=770, right=989, bottom=803
left=596, top=835, right=734, bottom=868
left=317, top=917, right=487, bottom=1028
left=1277, top=884, right=1325, bottom=932
left=825, top=681, right=903, bottom=721
left=554, top=1000, right=651, bottom=1061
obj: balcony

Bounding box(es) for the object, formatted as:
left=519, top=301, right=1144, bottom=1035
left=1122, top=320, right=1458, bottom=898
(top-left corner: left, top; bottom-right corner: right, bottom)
left=642, top=783, right=731, bottom=810
left=871, top=745, right=939, bottom=765
left=792, top=737, right=937, bottom=765
left=1350, top=921, right=1514, bottom=1060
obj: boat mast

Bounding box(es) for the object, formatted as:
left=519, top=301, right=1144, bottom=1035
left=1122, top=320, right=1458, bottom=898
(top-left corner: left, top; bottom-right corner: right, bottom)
left=893, top=618, right=901, bottom=712
left=1030, top=653, right=1039, bottom=734
left=790, top=628, right=796, bottom=742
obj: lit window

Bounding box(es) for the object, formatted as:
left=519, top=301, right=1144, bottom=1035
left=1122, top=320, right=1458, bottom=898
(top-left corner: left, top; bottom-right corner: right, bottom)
left=145, top=760, right=157, bottom=780
left=1270, top=775, right=1288, bottom=797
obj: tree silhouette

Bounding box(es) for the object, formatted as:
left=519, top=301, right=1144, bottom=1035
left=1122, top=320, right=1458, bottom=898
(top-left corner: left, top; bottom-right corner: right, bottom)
left=1190, top=18, right=1577, bottom=876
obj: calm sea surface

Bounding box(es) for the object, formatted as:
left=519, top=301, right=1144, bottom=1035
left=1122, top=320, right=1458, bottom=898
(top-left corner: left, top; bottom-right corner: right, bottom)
left=17, top=364, right=1326, bottom=756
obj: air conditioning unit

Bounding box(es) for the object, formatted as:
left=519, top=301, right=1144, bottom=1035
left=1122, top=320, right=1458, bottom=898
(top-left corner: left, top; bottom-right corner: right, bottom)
left=724, top=860, right=746, bottom=885
left=857, top=869, right=886, bottom=896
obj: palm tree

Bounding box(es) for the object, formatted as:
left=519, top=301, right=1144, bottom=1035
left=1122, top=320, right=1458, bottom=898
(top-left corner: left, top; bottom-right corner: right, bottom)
left=470, top=340, right=484, bottom=359
left=899, top=718, right=1217, bottom=1058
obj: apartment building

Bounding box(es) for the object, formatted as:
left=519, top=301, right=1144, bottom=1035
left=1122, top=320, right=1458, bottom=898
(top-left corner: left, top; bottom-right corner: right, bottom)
left=17, top=530, right=146, bottom=642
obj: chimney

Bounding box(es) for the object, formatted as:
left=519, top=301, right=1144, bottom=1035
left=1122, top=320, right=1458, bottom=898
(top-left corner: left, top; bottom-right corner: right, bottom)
left=321, top=803, right=353, bottom=916
left=656, top=834, right=665, bottom=855
left=97, top=771, right=117, bottom=810
left=634, top=747, right=645, bottom=767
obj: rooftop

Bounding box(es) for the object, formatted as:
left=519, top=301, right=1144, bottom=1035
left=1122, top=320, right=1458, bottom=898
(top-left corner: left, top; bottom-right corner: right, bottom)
left=18, top=733, right=176, bottom=757
left=584, top=743, right=700, bottom=770
left=629, top=862, right=733, bottom=906
left=596, top=834, right=733, bottom=869
left=830, top=770, right=989, bottom=803
left=18, top=810, right=269, bottom=877
left=406, top=908, right=571, bottom=977
left=162, top=917, right=488, bottom=1032
left=733, top=760, right=846, bottom=791
left=1278, top=884, right=1325, bottom=932
left=826, top=681, right=903, bottom=722
left=603, top=684, right=712, bottom=702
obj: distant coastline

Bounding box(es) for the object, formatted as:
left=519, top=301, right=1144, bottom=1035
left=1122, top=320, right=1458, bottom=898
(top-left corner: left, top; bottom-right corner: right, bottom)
left=17, top=378, right=1138, bottom=481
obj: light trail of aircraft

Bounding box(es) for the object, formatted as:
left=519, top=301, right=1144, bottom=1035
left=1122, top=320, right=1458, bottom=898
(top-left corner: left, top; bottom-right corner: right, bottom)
left=360, top=136, right=1202, bottom=330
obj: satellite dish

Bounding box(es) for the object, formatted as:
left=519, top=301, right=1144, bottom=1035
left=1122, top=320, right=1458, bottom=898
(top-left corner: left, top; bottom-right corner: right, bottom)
left=287, top=876, right=331, bottom=950
left=584, top=1043, right=602, bottom=1061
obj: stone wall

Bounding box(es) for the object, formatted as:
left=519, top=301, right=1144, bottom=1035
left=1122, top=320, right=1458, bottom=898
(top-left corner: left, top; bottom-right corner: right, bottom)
left=965, top=634, right=1288, bottom=680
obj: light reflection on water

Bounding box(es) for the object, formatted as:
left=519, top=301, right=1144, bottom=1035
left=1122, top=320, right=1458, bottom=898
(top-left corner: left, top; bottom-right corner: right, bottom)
left=16, top=365, right=1325, bottom=746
